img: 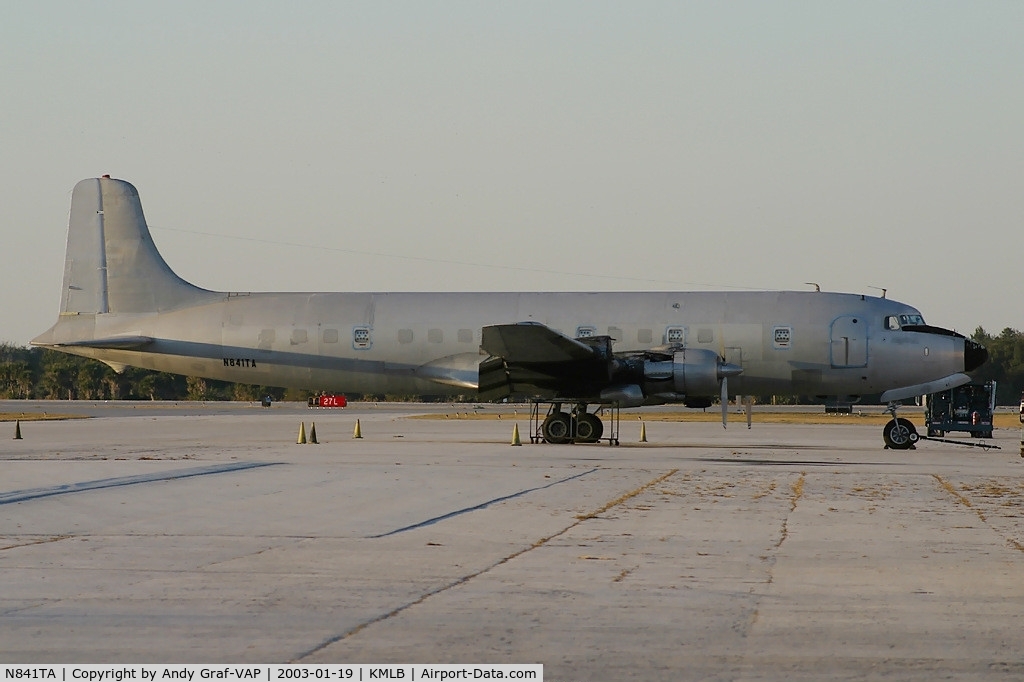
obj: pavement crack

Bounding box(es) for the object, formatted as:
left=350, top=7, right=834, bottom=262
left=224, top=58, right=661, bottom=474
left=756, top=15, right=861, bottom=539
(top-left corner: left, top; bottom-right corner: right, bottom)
left=0, top=535, right=72, bottom=551
left=774, top=472, right=805, bottom=553
left=370, top=468, right=600, bottom=538
left=575, top=469, right=678, bottom=521
left=0, top=462, right=281, bottom=505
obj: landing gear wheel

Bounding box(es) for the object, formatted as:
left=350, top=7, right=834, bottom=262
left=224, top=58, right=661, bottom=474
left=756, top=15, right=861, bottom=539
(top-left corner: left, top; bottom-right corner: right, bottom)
left=883, top=418, right=918, bottom=450
left=575, top=412, right=604, bottom=443
left=542, top=412, right=572, bottom=444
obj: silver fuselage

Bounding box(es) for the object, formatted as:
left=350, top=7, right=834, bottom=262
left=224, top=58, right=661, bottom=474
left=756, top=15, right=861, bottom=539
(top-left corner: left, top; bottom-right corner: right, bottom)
left=40, top=289, right=964, bottom=399
left=32, top=177, right=982, bottom=403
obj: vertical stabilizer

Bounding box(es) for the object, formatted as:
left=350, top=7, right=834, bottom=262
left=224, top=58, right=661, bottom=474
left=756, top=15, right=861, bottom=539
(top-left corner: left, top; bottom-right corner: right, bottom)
left=60, top=176, right=213, bottom=314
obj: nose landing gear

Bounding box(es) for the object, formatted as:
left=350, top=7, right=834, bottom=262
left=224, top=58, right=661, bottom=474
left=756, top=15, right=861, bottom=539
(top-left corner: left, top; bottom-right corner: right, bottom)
left=882, top=403, right=919, bottom=450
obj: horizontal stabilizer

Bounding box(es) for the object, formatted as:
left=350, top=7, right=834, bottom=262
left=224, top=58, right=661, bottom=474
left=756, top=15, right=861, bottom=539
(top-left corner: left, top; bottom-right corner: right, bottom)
left=54, top=335, right=154, bottom=350
left=879, top=373, right=972, bottom=403
left=481, top=322, right=600, bottom=364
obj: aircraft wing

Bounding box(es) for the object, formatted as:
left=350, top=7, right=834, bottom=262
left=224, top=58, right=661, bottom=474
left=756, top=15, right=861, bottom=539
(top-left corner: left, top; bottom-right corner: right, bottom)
left=481, top=322, right=601, bottom=364
left=879, top=372, right=973, bottom=402
left=479, top=322, right=610, bottom=400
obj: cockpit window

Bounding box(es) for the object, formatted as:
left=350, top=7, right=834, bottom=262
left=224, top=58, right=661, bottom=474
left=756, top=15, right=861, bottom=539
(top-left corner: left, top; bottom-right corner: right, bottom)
left=886, top=314, right=926, bottom=330
left=900, top=314, right=925, bottom=326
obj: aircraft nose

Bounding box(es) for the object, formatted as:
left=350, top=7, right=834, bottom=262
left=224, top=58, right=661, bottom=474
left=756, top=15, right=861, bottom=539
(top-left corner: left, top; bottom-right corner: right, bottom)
left=964, top=338, right=988, bottom=372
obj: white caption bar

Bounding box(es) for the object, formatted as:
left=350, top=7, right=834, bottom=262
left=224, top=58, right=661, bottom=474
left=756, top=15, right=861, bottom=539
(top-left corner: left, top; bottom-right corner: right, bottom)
left=0, top=665, right=542, bottom=682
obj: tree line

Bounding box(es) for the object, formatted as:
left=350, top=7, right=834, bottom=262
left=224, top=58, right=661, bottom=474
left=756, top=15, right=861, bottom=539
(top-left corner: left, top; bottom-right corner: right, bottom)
left=2, top=327, right=1022, bottom=404
left=962, top=328, right=1024, bottom=405
left=0, top=344, right=290, bottom=402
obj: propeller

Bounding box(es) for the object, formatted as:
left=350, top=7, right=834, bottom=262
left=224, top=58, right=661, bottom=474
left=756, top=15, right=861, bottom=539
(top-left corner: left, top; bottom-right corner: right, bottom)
left=717, top=358, right=743, bottom=429
left=721, top=377, right=729, bottom=428
left=715, top=327, right=743, bottom=429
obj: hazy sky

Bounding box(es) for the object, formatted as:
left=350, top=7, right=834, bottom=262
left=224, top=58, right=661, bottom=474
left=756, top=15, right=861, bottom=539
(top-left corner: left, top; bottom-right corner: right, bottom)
left=3, top=2, right=1022, bottom=346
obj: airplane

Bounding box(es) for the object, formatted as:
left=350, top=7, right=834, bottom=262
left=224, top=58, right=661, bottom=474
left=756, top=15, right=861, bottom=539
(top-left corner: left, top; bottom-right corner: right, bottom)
left=32, top=176, right=987, bottom=448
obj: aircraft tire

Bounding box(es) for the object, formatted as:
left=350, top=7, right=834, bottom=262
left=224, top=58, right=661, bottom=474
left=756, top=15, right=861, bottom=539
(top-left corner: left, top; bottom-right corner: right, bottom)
left=883, top=418, right=918, bottom=450
left=575, top=413, right=604, bottom=443
left=542, top=412, right=572, bottom=444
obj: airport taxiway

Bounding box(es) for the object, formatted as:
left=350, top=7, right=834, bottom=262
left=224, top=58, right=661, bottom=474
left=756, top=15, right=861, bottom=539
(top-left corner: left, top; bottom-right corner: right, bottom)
left=2, top=401, right=1024, bottom=680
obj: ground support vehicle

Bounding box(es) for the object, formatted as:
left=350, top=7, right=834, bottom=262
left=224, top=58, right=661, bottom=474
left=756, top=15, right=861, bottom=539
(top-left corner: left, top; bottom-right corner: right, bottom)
left=923, top=381, right=995, bottom=438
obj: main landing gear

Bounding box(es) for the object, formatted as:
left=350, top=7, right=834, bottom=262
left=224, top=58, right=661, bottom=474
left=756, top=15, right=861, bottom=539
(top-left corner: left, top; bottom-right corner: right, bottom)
left=529, top=400, right=620, bottom=445
left=882, top=402, right=919, bottom=450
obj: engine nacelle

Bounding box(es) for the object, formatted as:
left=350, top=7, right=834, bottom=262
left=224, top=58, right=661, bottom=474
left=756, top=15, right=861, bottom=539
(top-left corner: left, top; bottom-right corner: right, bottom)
left=600, top=384, right=646, bottom=408
left=603, top=348, right=741, bottom=406
left=643, top=348, right=732, bottom=396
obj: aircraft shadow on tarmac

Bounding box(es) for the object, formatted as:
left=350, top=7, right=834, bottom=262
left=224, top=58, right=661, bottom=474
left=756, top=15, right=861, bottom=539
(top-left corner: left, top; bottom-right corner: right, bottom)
left=701, top=456, right=908, bottom=467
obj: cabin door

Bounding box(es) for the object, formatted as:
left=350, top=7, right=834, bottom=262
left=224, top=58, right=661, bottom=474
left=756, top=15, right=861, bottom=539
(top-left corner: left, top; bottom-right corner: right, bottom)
left=830, top=316, right=868, bottom=368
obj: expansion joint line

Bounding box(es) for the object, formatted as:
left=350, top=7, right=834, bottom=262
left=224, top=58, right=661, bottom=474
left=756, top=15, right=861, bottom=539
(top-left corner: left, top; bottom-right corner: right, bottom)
left=932, top=474, right=984, bottom=521
left=292, top=468, right=679, bottom=662
left=932, top=474, right=1024, bottom=552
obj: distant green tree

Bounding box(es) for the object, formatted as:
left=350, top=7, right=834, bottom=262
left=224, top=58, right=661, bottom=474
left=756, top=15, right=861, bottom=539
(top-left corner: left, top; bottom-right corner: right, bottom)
left=0, top=361, right=33, bottom=398
left=970, top=327, right=1024, bottom=404
left=129, top=370, right=185, bottom=400
left=37, top=351, right=81, bottom=399
left=185, top=376, right=209, bottom=401
left=76, top=362, right=108, bottom=400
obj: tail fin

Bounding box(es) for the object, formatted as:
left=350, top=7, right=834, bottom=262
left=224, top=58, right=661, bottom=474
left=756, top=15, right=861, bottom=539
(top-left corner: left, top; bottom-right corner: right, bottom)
left=59, top=176, right=212, bottom=314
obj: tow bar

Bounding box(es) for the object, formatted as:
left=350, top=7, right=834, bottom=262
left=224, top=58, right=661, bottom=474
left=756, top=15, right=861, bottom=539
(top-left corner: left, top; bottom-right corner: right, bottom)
left=917, top=435, right=1000, bottom=451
